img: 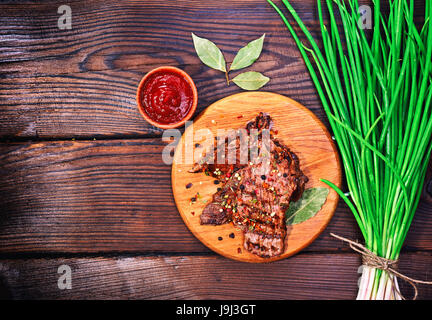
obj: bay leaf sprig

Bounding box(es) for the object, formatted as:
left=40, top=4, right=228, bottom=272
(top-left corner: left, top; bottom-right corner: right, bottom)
left=232, top=71, right=270, bottom=91
left=191, top=33, right=269, bottom=91
left=230, top=34, right=265, bottom=71
left=191, top=33, right=226, bottom=72
left=285, top=187, right=329, bottom=225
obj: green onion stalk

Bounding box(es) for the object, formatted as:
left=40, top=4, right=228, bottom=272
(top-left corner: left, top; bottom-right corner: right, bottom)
left=267, top=0, right=432, bottom=299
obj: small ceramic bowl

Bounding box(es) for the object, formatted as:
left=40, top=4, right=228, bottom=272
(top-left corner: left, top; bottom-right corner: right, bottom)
left=136, top=66, right=198, bottom=129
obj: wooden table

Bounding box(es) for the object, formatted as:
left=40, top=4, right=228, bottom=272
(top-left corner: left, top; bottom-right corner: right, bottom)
left=1, top=0, right=431, bottom=300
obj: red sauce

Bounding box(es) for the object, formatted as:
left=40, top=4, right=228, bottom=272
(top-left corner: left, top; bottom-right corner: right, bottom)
left=141, top=70, right=194, bottom=125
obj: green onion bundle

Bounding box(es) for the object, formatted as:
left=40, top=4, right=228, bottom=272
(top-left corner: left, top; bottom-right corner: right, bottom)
left=267, top=0, right=432, bottom=299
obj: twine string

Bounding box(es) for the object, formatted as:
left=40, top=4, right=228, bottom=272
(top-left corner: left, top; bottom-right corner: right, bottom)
left=331, top=233, right=432, bottom=300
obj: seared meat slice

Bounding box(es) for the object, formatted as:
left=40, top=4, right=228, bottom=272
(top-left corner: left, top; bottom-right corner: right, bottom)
left=189, top=112, right=273, bottom=178
left=189, top=130, right=248, bottom=181
left=192, top=113, right=308, bottom=258
left=199, top=178, right=237, bottom=225
left=200, top=203, right=227, bottom=225
left=244, top=232, right=285, bottom=257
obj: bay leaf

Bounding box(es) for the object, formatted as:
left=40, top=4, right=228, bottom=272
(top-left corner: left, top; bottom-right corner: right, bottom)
left=285, top=187, right=329, bottom=225
left=231, top=71, right=269, bottom=90
left=191, top=33, right=226, bottom=72
left=230, top=34, right=265, bottom=71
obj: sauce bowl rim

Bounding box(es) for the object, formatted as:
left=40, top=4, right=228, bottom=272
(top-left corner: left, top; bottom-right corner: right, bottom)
left=136, top=66, right=198, bottom=129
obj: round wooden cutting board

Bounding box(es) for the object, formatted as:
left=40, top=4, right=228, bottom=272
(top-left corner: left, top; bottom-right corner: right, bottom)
left=172, top=92, right=342, bottom=263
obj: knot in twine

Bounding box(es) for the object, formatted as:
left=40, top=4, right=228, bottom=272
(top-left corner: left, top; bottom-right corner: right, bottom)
left=331, top=233, right=432, bottom=300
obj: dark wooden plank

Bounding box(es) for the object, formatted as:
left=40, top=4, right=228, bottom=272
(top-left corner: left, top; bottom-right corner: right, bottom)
left=0, top=0, right=347, bottom=138
left=0, top=0, right=320, bottom=71
left=0, top=0, right=425, bottom=140
left=0, top=61, right=320, bottom=139
left=1, top=252, right=432, bottom=299
left=1, top=139, right=431, bottom=254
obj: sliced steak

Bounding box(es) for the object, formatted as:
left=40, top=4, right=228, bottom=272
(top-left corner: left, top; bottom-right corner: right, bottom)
left=200, top=202, right=227, bottom=225
left=191, top=113, right=308, bottom=258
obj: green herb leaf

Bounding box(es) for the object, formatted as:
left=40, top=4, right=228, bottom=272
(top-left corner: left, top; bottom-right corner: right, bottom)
left=285, top=187, right=329, bottom=225
left=232, top=71, right=269, bottom=90
left=230, top=34, right=265, bottom=71
left=191, top=33, right=226, bottom=72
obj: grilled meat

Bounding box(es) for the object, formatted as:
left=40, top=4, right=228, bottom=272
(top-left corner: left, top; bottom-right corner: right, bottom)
left=191, top=113, right=308, bottom=258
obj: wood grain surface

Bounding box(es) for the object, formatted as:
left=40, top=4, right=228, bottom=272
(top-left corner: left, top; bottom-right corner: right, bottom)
left=172, top=92, right=341, bottom=262
left=0, top=0, right=431, bottom=299
left=1, top=253, right=432, bottom=300
left=0, top=0, right=324, bottom=139
left=0, top=139, right=431, bottom=254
